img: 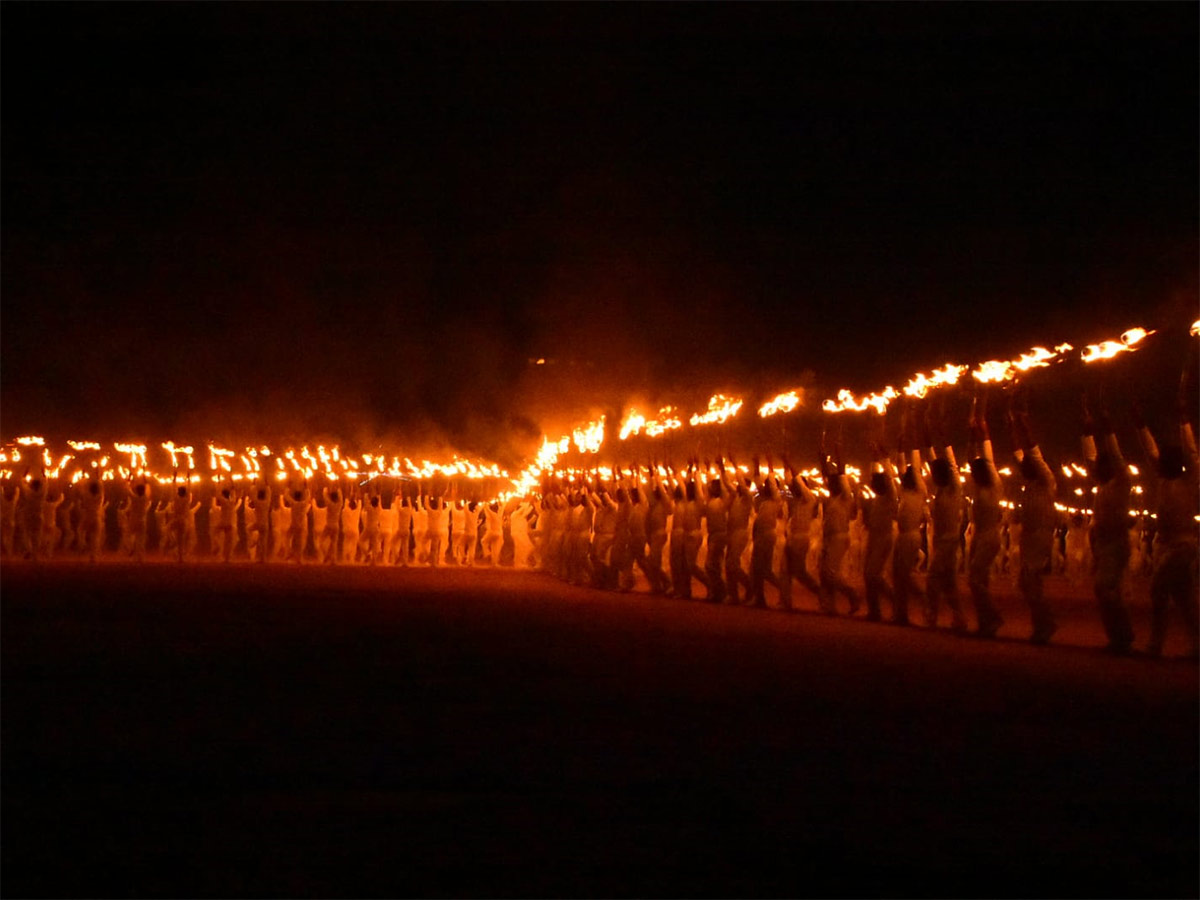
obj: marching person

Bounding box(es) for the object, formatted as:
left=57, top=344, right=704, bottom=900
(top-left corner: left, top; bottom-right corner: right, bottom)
left=361, top=484, right=384, bottom=565
left=748, top=455, right=785, bottom=608
left=393, top=493, right=415, bottom=566
left=724, top=459, right=754, bottom=605
left=892, top=407, right=928, bottom=626
left=1135, top=395, right=1200, bottom=658
left=481, top=500, right=504, bottom=565
left=411, top=489, right=430, bottom=565
left=426, top=491, right=449, bottom=568
left=701, top=458, right=734, bottom=604
left=207, top=482, right=239, bottom=563
left=645, top=467, right=673, bottom=595
left=780, top=454, right=821, bottom=610
left=246, top=480, right=273, bottom=563
left=861, top=441, right=897, bottom=623
left=818, top=439, right=860, bottom=616
left=1080, top=400, right=1135, bottom=653
left=680, top=462, right=709, bottom=600
left=77, top=474, right=107, bottom=562
left=1010, top=396, right=1059, bottom=645
left=121, top=474, right=152, bottom=563
left=924, top=404, right=968, bottom=632
left=319, top=483, right=345, bottom=565
left=282, top=481, right=312, bottom=564
left=966, top=398, right=1005, bottom=638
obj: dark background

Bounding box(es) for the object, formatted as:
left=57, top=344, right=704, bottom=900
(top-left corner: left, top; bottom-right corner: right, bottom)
left=3, top=4, right=1197, bottom=457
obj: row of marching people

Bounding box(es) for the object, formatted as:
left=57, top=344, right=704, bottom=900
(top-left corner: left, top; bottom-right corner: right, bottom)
left=535, top=393, right=1198, bottom=658
left=2, top=395, right=1194, bottom=656
left=0, top=474, right=538, bottom=570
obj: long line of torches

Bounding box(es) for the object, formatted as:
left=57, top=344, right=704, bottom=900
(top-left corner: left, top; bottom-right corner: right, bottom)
left=3, top=322, right=1196, bottom=516
left=0, top=438, right=508, bottom=492
left=507, top=321, right=1195, bottom=516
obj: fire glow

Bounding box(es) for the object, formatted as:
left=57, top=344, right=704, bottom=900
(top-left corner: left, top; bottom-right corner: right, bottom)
left=2, top=321, right=1183, bottom=497
left=902, top=364, right=967, bottom=399
left=1081, top=326, right=1156, bottom=363
left=971, top=345, right=1069, bottom=384
left=758, top=390, right=802, bottom=418
left=689, top=394, right=744, bottom=427
left=822, top=387, right=898, bottom=415
left=619, top=407, right=683, bottom=440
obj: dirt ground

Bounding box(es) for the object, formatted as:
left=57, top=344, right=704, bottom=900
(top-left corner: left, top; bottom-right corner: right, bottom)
left=3, top=561, right=1196, bottom=898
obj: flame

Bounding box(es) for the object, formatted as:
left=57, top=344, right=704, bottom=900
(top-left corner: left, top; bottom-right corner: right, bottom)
left=645, top=412, right=683, bottom=437
left=1013, top=347, right=1056, bottom=372
left=114, top=442, right=149, bottom=469
left=822, top=386, right=897, bottom=415
left=1081, top=341, right=1126, bottom=363
left=902, top=364, right=967, bottom=399
left=758, top=390, right=801, bottom=418
left=620, top=406, right=682, bottom=439
left=572, top=417, right=606, bottom=453
left=1191, top=320, right=1199, bottom=337
left=619, top=411, right=646, bottom=440
left=1120, top=327, right=1153, bottom=346
left=972, top=346, right=1065, bottom=384
left=0, top=318, right=1176, bottom=503
left=161, top=442, right=195, bottom=470
left=207, top=443, right=236, bottom=471
left=689, top=394, right=744, bottom=427
left=1081, top=325, right=1155, bottom=363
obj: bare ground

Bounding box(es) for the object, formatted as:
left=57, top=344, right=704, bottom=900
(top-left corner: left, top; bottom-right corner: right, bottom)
left=3, top=561, right=1196, bottom=897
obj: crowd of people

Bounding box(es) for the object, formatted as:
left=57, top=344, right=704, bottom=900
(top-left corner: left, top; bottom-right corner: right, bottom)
left=2, top=394, right=1196, bottom=657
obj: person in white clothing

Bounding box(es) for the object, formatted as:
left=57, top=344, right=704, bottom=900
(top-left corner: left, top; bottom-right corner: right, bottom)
left=282, top=483, right=311, bottom=564
left=1135, top=394, right=1199, bottom=658
left=1081, top=400, right=1133, bottom=653
left=966, top=399, right=1005, bottom=638
left=340, top=487, right=362, bottom=563
left=481, top=500, right=504, bottom=565
left=411, top=492, right=430, bottom=565
left=1010, top=397, right=1058, bottom=645
left=427, top=493, right=449, bottom=568
left=213, top=484, right=242, bottom=563
left=392, top=494, right=414, bottom=565
left=319, top=484, right=345, bottom=564
left=76, top=475, right=106, bottom=562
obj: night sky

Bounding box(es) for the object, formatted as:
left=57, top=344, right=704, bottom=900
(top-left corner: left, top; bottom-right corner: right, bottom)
left=3, top=3, right=1196, bottom=454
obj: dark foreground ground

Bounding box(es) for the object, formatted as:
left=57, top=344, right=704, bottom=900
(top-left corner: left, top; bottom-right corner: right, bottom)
left=3, top=563, right=1197, bottom=898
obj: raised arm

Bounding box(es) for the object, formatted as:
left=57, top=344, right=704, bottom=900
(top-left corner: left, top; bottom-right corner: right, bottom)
left=713, top=457, right=731, bottom=498
left=762, top=454, right=781, bottom=501
left=1180, top=357, right=1199, bottom=467
left=1132, top=401, right=1160, bottom=468
left=783, top=452, right=815, bottom=503
left=900, top=407, right=927, bottom=496
left=971, top=396, right=999, bottom=484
